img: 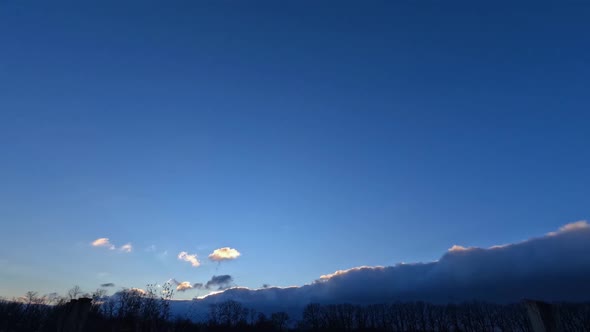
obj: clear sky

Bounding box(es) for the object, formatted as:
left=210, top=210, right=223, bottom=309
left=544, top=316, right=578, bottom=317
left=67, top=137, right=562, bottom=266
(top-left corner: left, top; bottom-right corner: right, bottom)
left=0, top=1, right=589, bottom=300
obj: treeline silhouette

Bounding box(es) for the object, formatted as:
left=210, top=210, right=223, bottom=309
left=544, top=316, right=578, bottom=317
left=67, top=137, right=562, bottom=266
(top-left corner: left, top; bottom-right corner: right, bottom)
left=1, top=286, right=589, bottom=332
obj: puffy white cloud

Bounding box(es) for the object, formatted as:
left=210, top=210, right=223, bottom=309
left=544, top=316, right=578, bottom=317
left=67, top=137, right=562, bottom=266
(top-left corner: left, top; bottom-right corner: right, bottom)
left=208, top=247, right=241, bottom=262
left=120, top=243, right=133, bottom=253
left=178, top=251, right=201, bottom=267
left=174, top=221, right=590, bottom=319
left=91, top=238, right=115, bottom=250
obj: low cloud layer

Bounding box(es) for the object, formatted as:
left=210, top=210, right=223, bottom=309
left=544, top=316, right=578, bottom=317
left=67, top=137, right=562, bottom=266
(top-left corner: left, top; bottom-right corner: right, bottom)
left=208, top=247, right=241, bottom=262
left=178, top=221, right=590, bottom=318
left=168, top=277, right=232, bottom=292
left=178, top=252, right=200, bottom=267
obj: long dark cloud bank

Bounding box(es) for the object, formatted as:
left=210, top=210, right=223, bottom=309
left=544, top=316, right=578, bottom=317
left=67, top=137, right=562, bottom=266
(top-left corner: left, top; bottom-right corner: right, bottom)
left=171, top=221, right=590, bottom=318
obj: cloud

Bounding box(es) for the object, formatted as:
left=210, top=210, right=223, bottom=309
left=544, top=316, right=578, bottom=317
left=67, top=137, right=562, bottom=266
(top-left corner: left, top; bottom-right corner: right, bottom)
left=128, top=288, right=146, bottom=295
left=208, top=247, right=241, bottom=262
left=91, top=238, right=132, bottom=252
left=91, top=238, right=115, bottom=250
left=100, top=283, right=115, bottom=288
left=176, top=221, right=590, bottom=318
left=157, top=250, right=169, bottom=260
left=319, top=265, right=385, bottom=280
left=176, top=281, right=194, bottom=292
left=205, top=275, right=233, bottom=290
left=113, top=288, right=147, bottom=297
left=168, top=279, right=204, bottom=292
left=548, top=220, right=589, bottom=236
left=178, top=251, right=201, bottom=267
left=447, top=245, right=473, bottom=252
left=120, top=243, right=133, bottom=253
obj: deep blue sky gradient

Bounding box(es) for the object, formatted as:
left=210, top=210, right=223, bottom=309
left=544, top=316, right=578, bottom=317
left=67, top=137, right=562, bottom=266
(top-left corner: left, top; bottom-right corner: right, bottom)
left=1, top=1, right=589, bottom=298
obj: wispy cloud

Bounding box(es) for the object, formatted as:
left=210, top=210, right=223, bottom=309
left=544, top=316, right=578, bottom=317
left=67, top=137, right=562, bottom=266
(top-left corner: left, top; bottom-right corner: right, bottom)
left=91, top=238, right=115, bottom=250
left=157, top=250, right=168, bottom=260
left=208, top=247, right=241, bottom=262
left=178, top=251, right=200, bottom=267
left=91, top=238, right=133, bottom=253
left=100, top=283, right=115, bottom=287
left=120, top=243, right=133, bottom=253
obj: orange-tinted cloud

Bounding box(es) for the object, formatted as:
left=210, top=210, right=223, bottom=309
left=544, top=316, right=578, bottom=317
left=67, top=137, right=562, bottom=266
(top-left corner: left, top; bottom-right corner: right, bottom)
left=91, top=238, right=115, bottom=250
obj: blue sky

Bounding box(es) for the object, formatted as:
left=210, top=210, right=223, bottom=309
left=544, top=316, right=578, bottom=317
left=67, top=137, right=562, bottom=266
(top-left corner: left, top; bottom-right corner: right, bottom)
left=0, top=1, right=589, bottom=299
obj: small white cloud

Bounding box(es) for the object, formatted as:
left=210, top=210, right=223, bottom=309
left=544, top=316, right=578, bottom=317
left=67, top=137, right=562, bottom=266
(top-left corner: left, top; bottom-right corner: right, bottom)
left=178, top=251, right=200, bottom=267
left=208, top=247, right=241, bottom=262
left=120, top=243, right=132, bottom=253
left=91, top=238, right=115, bottom=250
